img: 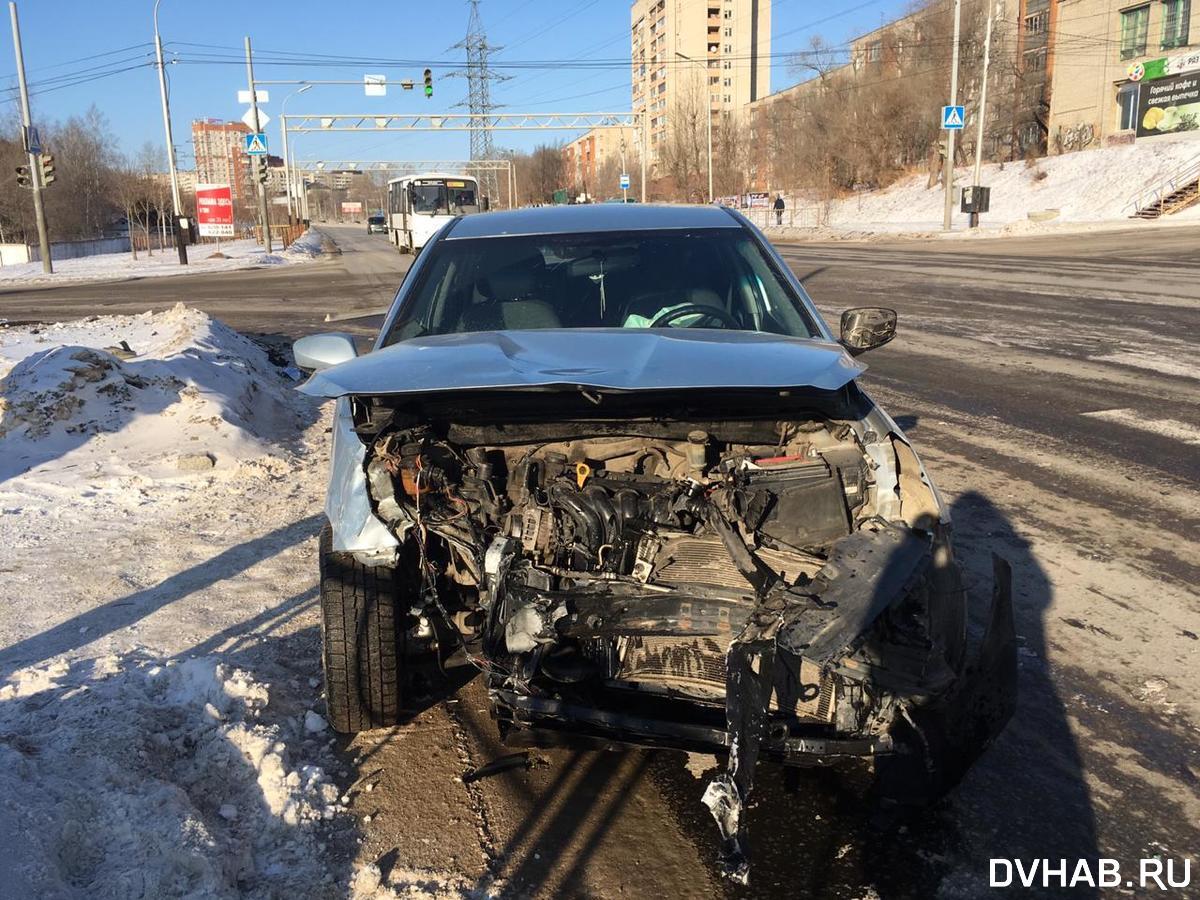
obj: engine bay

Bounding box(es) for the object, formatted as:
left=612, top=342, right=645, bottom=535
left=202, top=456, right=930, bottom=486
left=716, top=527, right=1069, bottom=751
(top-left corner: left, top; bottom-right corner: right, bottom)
left=338, top=388, right=1015, bottom=884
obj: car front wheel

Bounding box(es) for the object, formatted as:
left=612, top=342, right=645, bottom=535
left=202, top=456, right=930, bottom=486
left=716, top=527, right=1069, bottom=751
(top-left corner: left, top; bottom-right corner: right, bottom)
left=318, top=524, right=405, bottom=732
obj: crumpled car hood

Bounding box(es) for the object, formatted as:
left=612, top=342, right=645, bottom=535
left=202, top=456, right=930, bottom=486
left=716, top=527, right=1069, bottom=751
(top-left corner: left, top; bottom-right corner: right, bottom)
left=299, top=328, right=866, bottom=398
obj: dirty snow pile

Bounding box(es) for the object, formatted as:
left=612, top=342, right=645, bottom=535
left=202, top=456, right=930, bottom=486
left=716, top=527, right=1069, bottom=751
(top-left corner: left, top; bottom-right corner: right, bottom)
left=766, top=133, right=1200, bottom=236
left=0, top=303, right=309, bottom=482
left=283, top=229, right=326, bottom=259
left=0, top=654, right=348, bottom=898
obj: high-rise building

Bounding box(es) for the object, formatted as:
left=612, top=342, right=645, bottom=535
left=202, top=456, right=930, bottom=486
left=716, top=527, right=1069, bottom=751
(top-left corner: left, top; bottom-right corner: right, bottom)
left=191, top=119, right=253, bottom=208
left=631, top=0, right=771, bottom=168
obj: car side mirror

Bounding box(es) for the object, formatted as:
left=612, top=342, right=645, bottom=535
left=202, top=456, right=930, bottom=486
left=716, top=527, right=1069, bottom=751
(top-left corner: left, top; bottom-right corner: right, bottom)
left=293, top=332, right=358, bottom=372
left=839, top=307, right=897, bottom=355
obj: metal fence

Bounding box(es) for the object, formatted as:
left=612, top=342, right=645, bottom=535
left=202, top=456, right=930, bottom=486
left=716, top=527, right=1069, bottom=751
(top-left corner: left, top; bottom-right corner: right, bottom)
left=739, top=205, right=823, bottom=230
left=28, top=236, right=132, bottom=263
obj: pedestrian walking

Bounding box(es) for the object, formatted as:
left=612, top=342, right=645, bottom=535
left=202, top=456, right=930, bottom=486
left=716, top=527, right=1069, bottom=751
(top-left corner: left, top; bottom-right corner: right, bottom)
left=773, top=194, right=785, bottom=226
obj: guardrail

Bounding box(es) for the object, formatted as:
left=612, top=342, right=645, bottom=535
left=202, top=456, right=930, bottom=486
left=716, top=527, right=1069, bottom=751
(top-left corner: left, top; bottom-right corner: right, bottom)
left=1123, top=154, right=1200, bottom=217
left=739, top=206, right=823, bottom=230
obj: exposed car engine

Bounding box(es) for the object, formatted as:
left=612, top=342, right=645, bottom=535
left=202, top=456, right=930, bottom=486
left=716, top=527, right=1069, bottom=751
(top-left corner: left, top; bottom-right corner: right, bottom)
left=340, top=390, right=1015, bottom=884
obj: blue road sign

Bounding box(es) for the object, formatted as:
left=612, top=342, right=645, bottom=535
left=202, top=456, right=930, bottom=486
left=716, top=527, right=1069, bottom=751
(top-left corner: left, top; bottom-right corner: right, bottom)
left=245, top=132, right=269, bottom=155
left=619, top=173, right=631, bottom=190
left=23, top=125, right=42, bottom=155
left=941, top=105, right=965, bottom=130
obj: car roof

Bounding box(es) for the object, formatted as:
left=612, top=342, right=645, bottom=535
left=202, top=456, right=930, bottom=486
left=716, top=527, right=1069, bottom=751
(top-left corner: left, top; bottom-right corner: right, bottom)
left=445, top=203, right=741, bottom=240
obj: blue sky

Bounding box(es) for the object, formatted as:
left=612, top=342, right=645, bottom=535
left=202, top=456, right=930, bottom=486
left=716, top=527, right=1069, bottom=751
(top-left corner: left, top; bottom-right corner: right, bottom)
left=3, top=0, right=910, bottom=167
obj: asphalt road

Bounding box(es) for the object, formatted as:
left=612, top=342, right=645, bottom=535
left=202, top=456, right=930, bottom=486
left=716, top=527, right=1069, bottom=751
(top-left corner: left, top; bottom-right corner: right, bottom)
left=3, top=221, right=1197, bottom=897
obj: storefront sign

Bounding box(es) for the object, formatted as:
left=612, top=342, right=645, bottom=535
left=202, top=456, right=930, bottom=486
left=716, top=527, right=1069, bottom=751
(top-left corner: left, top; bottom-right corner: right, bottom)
left=1132, top=49, right=1200, bottom=82
left=1136, top=71, right=1200, bottom=137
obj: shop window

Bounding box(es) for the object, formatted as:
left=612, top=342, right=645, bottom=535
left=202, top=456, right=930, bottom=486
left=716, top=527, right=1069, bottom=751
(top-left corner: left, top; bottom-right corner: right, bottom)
left=1117, top=83, right=1140, bottom=130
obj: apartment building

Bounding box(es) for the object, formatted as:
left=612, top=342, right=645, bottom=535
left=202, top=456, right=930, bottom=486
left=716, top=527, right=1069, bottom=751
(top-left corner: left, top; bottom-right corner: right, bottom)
left=1013, top=0, right=1057, bottom=154
left=630, top=0, right=771, bottom=168
left=562, top=126, right=639, bottom=196
left=191, top=119, right=253, bottom=206
left=1048, top=0, right=1200, bottom=152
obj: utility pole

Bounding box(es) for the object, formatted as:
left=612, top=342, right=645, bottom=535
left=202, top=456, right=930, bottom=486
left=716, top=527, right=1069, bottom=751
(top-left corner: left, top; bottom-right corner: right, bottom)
left=970, top=9, right=993, bottom=229
left=9, top=2, right=51, bottom=274
left=153, top=0, right=187, bottom=264
left=942, top=0, right=962, bottom=231
left=244, top=36, right=272, bottom=252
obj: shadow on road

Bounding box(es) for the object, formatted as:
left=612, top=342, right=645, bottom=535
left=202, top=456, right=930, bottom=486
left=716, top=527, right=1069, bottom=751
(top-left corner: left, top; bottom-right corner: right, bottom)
left=646, top=489, right=1099, bottom=898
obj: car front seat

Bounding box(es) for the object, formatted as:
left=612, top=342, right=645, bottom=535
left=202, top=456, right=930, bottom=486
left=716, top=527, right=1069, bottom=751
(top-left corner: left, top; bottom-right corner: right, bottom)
left=459, top=254, right=562, bottom=332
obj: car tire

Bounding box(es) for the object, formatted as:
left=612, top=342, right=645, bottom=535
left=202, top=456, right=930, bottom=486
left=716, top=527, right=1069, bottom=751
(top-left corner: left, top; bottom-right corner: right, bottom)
left=319, top=523, right=404, bottom=732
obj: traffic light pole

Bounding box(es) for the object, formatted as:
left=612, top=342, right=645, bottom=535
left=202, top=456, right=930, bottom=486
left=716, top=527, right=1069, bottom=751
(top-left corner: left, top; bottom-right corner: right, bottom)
left=9, top=2, right=52, bottom=274
left=153, top=0, right=188, bottom=264
left=245, top=36, right=272, bottom=253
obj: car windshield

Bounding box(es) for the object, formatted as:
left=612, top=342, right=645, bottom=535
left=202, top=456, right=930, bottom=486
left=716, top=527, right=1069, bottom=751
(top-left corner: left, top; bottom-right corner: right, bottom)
left=384, top=228, right=821, bottom=343
left=410, top=182, right=478, bottom=215
left=368, top=215, right=385, bottom=225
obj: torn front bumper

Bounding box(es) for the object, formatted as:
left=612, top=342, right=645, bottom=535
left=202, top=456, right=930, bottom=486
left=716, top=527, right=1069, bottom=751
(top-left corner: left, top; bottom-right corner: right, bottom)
left=491, top=538, right=1018, bottom=887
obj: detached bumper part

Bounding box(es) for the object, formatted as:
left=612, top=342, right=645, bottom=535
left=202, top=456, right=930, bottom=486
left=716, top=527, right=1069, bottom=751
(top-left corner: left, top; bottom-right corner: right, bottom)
left=700, top=542, right=1017, bottom=884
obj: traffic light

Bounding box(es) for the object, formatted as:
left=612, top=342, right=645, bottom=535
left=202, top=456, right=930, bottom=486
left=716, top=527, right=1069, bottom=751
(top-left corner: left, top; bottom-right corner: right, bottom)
left=15, top=165, right=32, bottom=188
left=39, top=153, right=55, bottom=186
left=258, top=160, right=269, bottom=185
left=423, top=68, right=433, bottom=99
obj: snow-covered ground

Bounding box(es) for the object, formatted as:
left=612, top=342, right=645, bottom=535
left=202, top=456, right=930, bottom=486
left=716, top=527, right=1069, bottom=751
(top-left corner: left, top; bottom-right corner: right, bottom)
left=0, top=306, right=473, bottom=898
left=0, top=230, right=325, bottom=287
left=760, top=134, right=1200, bottom=239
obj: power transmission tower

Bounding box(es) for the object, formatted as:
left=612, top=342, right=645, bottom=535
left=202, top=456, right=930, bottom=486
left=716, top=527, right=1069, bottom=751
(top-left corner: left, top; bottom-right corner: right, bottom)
left=452, top=0, right=509, bottom=204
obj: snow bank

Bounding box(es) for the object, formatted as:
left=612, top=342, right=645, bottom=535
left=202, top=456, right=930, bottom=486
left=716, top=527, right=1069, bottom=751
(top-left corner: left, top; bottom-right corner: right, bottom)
left=0, top=653, right=345, bottom=898
left=0, top=235, right=324, bottom=286
left=0, top=304, right=312, bottom=482
left=766, top=134, right=1200, bottom=237
left=284, top=230, right=325, bottom=259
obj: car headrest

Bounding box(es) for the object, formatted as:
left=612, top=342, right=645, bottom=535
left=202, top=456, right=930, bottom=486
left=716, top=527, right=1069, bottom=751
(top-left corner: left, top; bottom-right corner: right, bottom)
left=685, top=288, right=723, bottom=308
left=479, top=252, right=545, bottom=302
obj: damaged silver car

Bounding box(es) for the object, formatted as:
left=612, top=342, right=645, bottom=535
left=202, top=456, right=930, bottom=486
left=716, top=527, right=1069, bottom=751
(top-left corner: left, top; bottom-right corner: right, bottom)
left=295, top=204, right=1016, bottom=883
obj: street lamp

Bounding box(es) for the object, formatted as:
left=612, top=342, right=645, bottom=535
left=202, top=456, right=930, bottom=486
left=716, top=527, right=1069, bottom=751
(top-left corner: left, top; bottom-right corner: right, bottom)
left=281, top=84, right=312, bottom=225
left=153, top=0, right=187, bottom=263
left=676, top=51, right=713, bottom=204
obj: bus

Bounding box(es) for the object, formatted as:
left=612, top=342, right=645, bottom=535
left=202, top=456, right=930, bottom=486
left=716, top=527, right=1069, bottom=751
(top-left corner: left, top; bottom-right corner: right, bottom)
left=386, top=172, right=482, bottom=253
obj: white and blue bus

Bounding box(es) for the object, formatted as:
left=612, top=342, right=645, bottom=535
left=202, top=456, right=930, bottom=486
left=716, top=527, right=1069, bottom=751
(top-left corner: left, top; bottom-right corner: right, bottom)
left=386, top=172, right=482, bottom=253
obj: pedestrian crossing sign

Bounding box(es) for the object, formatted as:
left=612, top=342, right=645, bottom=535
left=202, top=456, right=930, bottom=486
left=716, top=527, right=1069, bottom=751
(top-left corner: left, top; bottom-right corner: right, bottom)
left=244, top=132, right=269, bottom=155
left=941, top=105, right=965, bottom=129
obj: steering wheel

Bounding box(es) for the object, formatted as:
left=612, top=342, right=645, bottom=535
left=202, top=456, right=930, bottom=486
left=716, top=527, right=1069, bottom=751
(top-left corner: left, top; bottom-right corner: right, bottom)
left=648, top=303, right=739, bottom=329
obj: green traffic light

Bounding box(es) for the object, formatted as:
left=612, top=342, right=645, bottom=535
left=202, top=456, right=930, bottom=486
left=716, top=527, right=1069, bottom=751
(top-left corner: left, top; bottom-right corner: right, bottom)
left=424, top=85, right=433, bottom=98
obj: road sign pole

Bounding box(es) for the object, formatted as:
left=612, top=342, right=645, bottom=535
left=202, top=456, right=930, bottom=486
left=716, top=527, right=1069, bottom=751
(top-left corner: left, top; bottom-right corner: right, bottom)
left=9, top=2, right=52, bottom=274
left=942, top=0, right=962, bottom=232
left=245, top=36, right=272, bottom=252
left=970, top=11, right=993, bottom=229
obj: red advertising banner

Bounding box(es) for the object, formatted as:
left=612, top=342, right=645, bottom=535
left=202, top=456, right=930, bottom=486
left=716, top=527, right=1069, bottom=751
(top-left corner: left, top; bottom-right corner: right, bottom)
left=195, top=183, right=234, bottom=237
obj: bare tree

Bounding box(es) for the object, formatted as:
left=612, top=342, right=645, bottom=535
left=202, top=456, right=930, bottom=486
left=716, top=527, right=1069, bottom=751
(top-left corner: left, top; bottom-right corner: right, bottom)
left=111, top=156, right=152, bottom=260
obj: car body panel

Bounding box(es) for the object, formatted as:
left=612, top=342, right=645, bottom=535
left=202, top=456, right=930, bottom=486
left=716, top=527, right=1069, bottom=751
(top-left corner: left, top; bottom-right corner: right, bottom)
left=299, top=328, right=867, bottom=400
left=326, top=396, right=400, bottom=561
left=445, top=202, right=740, bottom=240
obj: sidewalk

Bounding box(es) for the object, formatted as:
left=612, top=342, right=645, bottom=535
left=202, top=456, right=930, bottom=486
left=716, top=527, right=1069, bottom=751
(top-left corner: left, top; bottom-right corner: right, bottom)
left=0, top=231, right=326, bottom=288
